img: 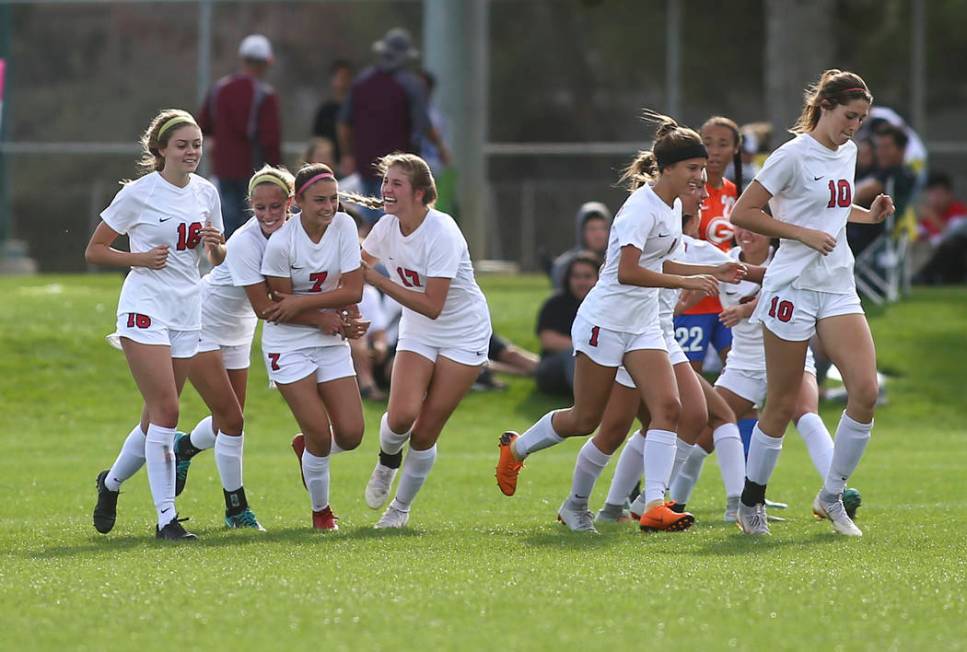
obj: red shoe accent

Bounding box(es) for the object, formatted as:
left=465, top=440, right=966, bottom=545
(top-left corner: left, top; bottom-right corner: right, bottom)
left=312, top=506, right=339, bottom=531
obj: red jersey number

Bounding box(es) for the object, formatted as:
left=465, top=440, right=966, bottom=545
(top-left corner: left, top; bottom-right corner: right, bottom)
left=396, top=267, right=422, bottom=288
left=827, top=180, right=852, bottom=209
left=176, top=222, right=203, bottom=250
left=309, top=272, right=329, bottom=293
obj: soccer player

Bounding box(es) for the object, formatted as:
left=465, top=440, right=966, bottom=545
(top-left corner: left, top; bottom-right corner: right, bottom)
left=674, top=116, right=743, bottom=373
left=355, top=153, right=492, bottom=529
left=495, top=112, right=745, bottom=532
left=593, top=180, right=753, bottom=529
left=172, top=165, right=295, bottom=532
left=87, top=109, right=224, bottom=541
left=260, top=163, right=366, bottom=531
left=730, top=70, right=893, bottom=536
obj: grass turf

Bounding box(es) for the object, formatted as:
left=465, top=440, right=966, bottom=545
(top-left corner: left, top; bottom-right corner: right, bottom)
left=1, top=274, right=966, bottom=651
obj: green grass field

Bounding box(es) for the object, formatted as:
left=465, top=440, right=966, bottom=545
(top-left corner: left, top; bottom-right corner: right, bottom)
left=2, top=274, right=966, bottom=651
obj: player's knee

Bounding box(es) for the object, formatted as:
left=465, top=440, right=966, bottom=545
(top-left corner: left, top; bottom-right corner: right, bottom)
left=151, top=399, right=180, bottom=428
left=571, top=412, right=601, bottom=437
left=388, top=412, right=417, bottom=435
left=334, top=423, right=364, bottom=451
left=215, top=406, right=244, bottom=435
left=849, top=376, right=879, bottom=413
left=654, top=396, right=681, bottom=429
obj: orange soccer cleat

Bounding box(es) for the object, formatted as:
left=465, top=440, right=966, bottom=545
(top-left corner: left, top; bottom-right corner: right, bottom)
left=639, top=500, right=695, bottom=533
left=495, top=432, right=524, bottom=496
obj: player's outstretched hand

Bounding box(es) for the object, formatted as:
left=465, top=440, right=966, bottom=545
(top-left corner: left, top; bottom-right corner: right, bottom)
left=681, top=274, right=719, bottom=296
left=713, top=261, right=748, bottom=284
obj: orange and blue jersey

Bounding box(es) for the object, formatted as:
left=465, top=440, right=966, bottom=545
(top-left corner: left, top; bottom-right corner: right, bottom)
left=685, top=178, right=737, bottom=316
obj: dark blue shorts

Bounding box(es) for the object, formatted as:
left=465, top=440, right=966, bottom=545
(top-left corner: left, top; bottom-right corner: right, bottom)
left=673, top=313, right=733, bottom=362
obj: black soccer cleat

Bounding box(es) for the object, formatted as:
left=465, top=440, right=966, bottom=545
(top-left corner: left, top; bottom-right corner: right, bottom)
left=155, top=515, right=197, bottom=541
left=93, top=470, right=119, bottom=534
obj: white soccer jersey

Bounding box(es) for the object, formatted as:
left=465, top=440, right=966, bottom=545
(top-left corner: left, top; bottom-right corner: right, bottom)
left=754, top=134, right=857, bottom=294
left=260, top=212, right=361, bottom=351
left=579, top=185, right=681, bottom=333
left=720, top=246, right=772, bottom=372
left=201, top=216, right=269, bottom=346
left=100, top=172, right=223, bottom=330
left=665, top=235, right=732, bottom=331
left=362, top=208, right=491, bottom=350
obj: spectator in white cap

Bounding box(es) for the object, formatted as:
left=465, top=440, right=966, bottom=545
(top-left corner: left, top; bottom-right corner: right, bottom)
left=199, top=34, right=282, bottom=238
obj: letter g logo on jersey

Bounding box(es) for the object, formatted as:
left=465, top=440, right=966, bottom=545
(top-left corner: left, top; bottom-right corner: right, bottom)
left=706, top=217, right=735, bottom=246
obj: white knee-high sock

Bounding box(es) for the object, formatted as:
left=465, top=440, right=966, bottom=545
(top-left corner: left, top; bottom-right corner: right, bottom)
left=823, top=412, right=872, bottom=496
left=642, top=429, right=678, bottom=505
left=745, top=424, right=783, bottom=486
left=394, top=445, right=438, bottom=509
left=568, top=440, right=612, bottom=509
left=514, top=411, right=564, bottom=458
left=605, top=431, right=645, bottom=507
left=145, top=424, right=177, bottom=528
left=670, top=438, right=693, bottom=487
left=105, top=424, right=146, bottom=491
left=669, top=444, right=708, bottom=505
left=712, top=423, right=745, bottom=498
left=379, top=413, right=411, bottom=455
left=795, top=412, right=835, bottom=478
left=189, top=415, right=217, bottom=450
left=214, top=432, right=243, bottom=492
left=301, top=449, right=331, bottom=512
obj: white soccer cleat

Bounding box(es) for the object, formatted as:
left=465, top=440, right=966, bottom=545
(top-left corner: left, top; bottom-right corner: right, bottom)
left=812, top=492, right=863, bottom=537
left=364, top=463, right=398, bottom=510
left=724, top=496, right=740, bottom=523
left=736, top=501, right=770, bottom=535
left=374, top=503, right=410, bottom=529
left=595, top=502, right=631, bottom=524
left=558, top=500, right=598, bottom=533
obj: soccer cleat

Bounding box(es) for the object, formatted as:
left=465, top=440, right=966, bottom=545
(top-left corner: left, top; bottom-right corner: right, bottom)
left=558, top=500, right=598, bottom=533
left=495, top=432, right=524, bottom=496
left=174, top=432, right=193, bottom=497
left=639, top=501, right=694, bottom=532
left=842, top=487, right=862, bottom=520
left=155, top=515, right=197, bottom=541
left=93, top=470, right=119, bottom=534
left=364, top=462, right=398, bottom=510
left=595, top=502, right=632, bottom=524
left=724, top=496, right=740, bottom=523
left=374, top=504, right=410, bottom=529
left=292, top=433, right=307, bottom=489
left=225, top=508, right=266, bottom=531
left=812, top=492, right=862, bottom=537
left=312, top=506, right=339, bottom=531
left=736, top=502, right=770, bottom=535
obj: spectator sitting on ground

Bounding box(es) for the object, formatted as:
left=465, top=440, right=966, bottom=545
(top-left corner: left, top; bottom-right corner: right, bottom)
left=549, top=202, right=610, bottom=289
left=198, top=33, right=282, bottom=238
left=312, top=59, right=353, bottom=169
left=535, top=252, right=601, bottom=396
left=914, top=173, right=967, bottom=285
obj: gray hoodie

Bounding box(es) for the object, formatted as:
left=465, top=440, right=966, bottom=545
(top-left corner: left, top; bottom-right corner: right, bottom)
left=549, top=201, right=612, bottom=289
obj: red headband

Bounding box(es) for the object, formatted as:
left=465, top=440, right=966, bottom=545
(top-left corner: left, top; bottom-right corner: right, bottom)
left=843, top=87, right=868, bottom=93
left=296, top=172, right=335, bottom=196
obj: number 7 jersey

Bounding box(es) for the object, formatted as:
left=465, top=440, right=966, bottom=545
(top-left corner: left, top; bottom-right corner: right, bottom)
left=754, top=133, right=857, bottom=294
left=100, top=171, right=223, bottom=330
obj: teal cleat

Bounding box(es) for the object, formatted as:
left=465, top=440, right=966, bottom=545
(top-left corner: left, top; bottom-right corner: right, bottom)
left=225, top=508, right=266, bottom=531
left=842, top=487, right=862, bottom=520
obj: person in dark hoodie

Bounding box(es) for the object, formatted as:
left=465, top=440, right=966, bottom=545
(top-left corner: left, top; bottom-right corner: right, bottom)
left=534, top=252, right=602, bottom=395
left=549, top=202, right=611, bottom=289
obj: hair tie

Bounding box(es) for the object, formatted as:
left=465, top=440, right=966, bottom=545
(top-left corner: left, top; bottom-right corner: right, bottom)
left=248, top=173, right=292, bottom=197
left=656, top=142, right=709, bottom=170
left=296, top=172, right=336, bottom=196
left=158, top=115, right=198, bottom=139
